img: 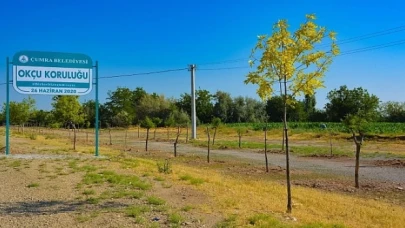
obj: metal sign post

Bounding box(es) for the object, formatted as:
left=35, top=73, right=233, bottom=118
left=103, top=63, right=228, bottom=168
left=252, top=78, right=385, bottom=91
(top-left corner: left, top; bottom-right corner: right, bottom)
left=94, top=61, right=99, bottom=157
left=5, top=57, right=10, bottom=155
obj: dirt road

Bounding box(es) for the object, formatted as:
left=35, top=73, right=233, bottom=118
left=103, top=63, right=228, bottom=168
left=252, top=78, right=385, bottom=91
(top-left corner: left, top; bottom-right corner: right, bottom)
left=143, top=141, right=405, bottom=185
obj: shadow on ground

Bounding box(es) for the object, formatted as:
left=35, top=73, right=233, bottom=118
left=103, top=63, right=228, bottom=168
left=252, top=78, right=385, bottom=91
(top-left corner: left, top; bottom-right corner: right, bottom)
left=0, top=200, right=129, bottom=216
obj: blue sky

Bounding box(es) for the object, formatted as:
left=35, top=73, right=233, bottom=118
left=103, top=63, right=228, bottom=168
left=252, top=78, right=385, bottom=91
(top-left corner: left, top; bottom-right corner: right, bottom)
left=1, top=0, right=405, bottom=110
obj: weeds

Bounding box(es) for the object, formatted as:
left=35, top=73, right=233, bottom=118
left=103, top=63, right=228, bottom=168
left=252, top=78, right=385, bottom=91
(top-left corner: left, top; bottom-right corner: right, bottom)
left=157, top=159, right=172, bottom=174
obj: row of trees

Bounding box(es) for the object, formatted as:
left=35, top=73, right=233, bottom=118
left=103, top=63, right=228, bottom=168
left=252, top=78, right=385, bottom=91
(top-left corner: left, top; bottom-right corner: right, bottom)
left=0, top=85, right=402, bottom=129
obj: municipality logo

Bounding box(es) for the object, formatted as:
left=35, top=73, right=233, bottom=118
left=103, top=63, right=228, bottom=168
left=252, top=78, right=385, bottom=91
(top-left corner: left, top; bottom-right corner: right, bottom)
left=19, top=55, right=29, bottom=63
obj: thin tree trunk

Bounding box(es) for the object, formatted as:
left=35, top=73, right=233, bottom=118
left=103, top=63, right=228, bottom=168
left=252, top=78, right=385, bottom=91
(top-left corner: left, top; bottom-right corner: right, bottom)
left=86, top=132, right=89, bottom=143
left=283, top=75, right=292, bottom=214
left=22, top=124, right=25, bottom=134
left=167, top=127, right=170, bottom=140
left=174, top=127, right=180, bottom=157
left=186, top=125, right=189, bottom=143
left=329, top=131, right=333, bottom=157
left=355, top=143, right=361, bottom=188
left=265, top=123, right=269, bottom=173
left=109, top=128, right=112, bottom=145
left=238, top=130, right=242, bottom=149
left=125, top=129, right=128, bottom=149
left=154, top=128, right=157, bottom=140
left=279, top=80, right=285, bottom=152
left=207, top=127, right=210, bottom=163
left=145, top=128, right=149, bottom=151
left=138, top=125, right=140, bottom=138
left=212, top=127, right=217, bottom=145
left=281, top=118, right=285, bottom=151
left=73, top=127, right=77, bottom=150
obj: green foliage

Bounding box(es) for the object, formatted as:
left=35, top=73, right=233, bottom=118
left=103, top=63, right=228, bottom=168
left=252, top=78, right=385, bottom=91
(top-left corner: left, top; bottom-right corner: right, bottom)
left=152, top=117, right=163, bottom=127
left=379, top=101, right=405, bottom=122
left=112, top=110, right=132, bottom=128
left=2, top=97, right=36, bottom=126
left=211, top=117, right=222, bottom=128
left=52, top=95, right=84, bottom=125
left=213, top=91, right=233, bottom=123
left=104, top=87, right=136, bottom=125
left=245, top=14, right=339, bottom=100
left=140, top=116, right=155, bottom=129
left=326, top=86, right=380, bottom=122
left=196, top=89, right=214, bottom=123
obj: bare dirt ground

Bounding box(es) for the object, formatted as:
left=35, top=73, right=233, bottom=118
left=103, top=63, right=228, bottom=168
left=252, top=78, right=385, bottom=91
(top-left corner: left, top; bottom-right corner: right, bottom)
left=0, top=154, right=221, bottom=228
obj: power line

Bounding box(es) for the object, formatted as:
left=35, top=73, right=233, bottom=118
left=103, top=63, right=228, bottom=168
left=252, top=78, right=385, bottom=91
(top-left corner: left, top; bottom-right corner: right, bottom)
left=198, top=58, right=249, bottom=66
left=201, top=24, right=405, bottom=66
left=318, top=25, right=405, bottom=48
left=339, top=38, right=405, bottom=55
left=198, top=66, right=250, bottom=71
left=99, top=68, right=188, bottom=79
left=198, top=39, right=405, bottom=72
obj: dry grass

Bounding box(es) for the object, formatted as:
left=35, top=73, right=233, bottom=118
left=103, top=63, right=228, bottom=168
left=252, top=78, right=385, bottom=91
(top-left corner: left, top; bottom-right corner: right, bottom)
left=169, top=164, right=405, bottom=228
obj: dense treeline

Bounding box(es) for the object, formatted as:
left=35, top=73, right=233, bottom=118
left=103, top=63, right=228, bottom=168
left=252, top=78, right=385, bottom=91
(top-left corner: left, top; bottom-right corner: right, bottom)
left=0, top=85, right=404, bottom=129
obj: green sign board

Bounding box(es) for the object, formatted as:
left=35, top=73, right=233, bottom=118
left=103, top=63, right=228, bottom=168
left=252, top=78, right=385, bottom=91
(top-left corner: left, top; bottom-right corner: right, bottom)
left=12, top=50, right=93, bottom=95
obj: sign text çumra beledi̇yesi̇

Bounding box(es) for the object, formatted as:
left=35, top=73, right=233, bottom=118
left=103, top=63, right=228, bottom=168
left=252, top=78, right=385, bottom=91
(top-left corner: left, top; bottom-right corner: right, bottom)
left=29, top=57, right=89, bottom=64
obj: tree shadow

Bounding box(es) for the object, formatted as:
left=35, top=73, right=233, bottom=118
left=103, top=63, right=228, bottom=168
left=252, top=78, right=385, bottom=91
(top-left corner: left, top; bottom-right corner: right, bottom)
left=0, top=200, right=129, bottom=216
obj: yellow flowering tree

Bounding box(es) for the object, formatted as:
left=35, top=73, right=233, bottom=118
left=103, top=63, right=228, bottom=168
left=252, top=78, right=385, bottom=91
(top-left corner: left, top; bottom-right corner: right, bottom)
left=245, top=14, right=339, bottom=213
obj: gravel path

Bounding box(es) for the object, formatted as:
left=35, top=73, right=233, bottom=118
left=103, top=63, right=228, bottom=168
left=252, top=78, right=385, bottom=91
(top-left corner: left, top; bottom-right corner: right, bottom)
left=144, top=141, right=405, bottom=185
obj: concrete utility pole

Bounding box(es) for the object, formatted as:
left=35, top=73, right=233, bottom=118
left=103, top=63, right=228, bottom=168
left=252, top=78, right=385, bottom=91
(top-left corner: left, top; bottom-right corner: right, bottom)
left=189, top=64, right=197, bottom=139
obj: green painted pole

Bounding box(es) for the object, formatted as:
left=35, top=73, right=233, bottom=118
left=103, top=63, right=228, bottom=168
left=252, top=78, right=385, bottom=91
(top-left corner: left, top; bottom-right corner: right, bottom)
left=95, top=61, right=99, bottom=157
left=5, top=57, right=10, bottom=155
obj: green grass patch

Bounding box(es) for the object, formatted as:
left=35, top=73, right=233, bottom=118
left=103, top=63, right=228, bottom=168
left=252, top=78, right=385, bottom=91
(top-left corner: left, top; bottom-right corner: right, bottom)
left=125, top=205, right=150, bottom=218
left=247, top=214, right=288, bottom=227
left=86, top=197, right=100, bottom=204
left=181, top=205, right=194, bottom=212
left=299, top=223, right=346, bottom=228
left=153, top=176, right=165, bottom=181
left=82, top=189, right=96, bottom=195
left=99, top=189, right=143, bottom=200
left=215, top=214, right=238, bottom=228
left=168, top=212, right=184, bottom=225
left=83, top=170, right=151, bottom=190
left=147, top=196, right=166, bottom=205
left=179, top=174, right=205, bottom=185
left=8, top=160, right=22, bottom=168
left=27, top=183, right=40, bottom=188
left=120, top=158, right=140, bottom=169
left=76, top=211, right=100, bottom=223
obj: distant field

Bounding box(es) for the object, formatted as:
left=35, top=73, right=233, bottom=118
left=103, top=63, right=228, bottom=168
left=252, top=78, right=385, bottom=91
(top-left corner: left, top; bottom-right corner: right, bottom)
left=223, top=122, right=405, bottom=135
